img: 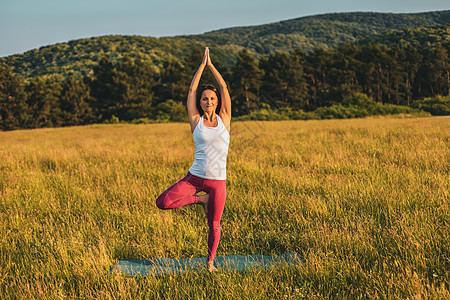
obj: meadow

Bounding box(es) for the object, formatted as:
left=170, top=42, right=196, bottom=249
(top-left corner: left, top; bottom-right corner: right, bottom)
left=0, top=116, right=449, bottom=299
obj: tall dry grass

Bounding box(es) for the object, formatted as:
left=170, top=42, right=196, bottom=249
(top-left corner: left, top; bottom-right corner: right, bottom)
left=0, top=117, right=449, bottom=299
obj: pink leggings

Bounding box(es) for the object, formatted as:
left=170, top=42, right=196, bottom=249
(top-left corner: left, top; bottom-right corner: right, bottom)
left=155, top=172, right=226, bottom=262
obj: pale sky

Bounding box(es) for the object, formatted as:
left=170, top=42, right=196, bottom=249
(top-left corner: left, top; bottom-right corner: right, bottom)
left=1, top=0, right=449, bottom=57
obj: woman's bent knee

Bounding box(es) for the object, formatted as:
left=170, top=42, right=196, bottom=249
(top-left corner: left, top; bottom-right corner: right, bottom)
left=155, top=194, right=168, bottom=209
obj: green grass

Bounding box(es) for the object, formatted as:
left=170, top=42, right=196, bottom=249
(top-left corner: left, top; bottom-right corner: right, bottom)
left=0, top=117, right=449, bottom=299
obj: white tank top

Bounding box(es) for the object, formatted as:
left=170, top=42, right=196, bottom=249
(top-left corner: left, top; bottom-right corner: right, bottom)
left=189, top=115, right=230, bottom=180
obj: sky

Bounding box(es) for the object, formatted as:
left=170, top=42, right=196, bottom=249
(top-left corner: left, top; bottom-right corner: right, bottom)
left=1, top=0, right=449, bottom=57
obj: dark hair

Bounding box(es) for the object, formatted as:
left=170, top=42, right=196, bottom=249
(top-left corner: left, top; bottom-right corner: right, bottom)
left=196, top=84, right=221, bottom=116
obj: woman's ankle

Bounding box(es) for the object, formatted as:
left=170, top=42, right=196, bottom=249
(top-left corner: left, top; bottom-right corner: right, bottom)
left=207, top=260, right=218, bottom=272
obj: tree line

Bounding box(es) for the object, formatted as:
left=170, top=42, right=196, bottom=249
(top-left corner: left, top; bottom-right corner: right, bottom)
left=1, top=42, right=449, bottom=130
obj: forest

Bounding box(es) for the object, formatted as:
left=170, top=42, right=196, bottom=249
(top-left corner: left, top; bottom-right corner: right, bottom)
left=2, top=11, right=450, bottom=79
left=1, top=12, right=450, bottom=130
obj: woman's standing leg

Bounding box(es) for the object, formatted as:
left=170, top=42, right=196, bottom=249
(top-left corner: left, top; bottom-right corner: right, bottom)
left=204, top=179, right=227, bottom=265
left=156, top=173, right=226, bottom=271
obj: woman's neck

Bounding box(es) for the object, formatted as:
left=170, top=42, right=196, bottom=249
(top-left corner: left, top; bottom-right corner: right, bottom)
left=203, top=111, right=216, bottom=121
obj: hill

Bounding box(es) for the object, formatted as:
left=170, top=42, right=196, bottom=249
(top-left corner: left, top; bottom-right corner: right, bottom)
left=1, top=10, right=449, bottom=78
left=189, top=10, right=450, bottom=53
left=358, top=23, right=450, bottom=47
left=0, top=35, right=245, bottom=78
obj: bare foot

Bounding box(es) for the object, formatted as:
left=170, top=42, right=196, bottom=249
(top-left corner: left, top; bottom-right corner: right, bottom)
left=198, top=194, right=209, bottom=217
left=207, top=261, right=218, bottom=272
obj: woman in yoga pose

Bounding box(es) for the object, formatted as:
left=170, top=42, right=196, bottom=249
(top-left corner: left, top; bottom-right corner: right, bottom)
left=156, top=47, right=231, bottom=272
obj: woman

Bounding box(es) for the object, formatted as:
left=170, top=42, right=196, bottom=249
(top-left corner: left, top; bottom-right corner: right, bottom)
left=156, top=47, right=231, bottom=272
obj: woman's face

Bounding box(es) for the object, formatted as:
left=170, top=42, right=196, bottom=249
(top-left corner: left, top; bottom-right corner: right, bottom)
left=200, top=89, right=218, bottom=114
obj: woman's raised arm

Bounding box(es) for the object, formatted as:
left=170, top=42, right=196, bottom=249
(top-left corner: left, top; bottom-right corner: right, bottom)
left=187, top=48, right=208, bottom=132
left=206, top=50, right=232, bottom=128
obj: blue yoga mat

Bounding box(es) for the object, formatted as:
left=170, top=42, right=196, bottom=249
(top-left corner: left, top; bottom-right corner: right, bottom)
left=110, top=252, right=302, bottom=276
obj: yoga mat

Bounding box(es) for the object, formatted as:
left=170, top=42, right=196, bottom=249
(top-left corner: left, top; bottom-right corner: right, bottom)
left=110, top=252, right=301, bottom=276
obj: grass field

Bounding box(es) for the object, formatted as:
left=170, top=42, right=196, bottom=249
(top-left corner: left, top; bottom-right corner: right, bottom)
left=0, top=117, right=449, bottom=299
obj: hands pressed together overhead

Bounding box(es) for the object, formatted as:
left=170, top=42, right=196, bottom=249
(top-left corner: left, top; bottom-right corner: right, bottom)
left=202, top=47, right=213, bottom=67
left=187, top=46, right=231, bottom=131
